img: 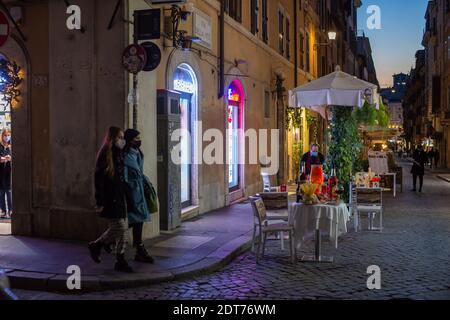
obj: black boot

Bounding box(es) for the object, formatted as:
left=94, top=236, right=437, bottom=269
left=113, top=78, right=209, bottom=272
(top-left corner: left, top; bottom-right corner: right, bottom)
left=135, top=244, right=154, bottom=264
left=88, top=241, right=103, bottom=264
left=103, top=243, right=114, bottom=254
left=115, top=254, right=133, bottom=273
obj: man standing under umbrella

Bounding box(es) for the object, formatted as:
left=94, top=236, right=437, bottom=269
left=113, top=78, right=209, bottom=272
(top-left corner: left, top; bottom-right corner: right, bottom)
left=301, top=143, right=325, bottom=175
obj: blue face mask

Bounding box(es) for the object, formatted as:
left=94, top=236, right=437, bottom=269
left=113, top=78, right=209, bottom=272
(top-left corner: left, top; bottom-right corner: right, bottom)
left=311, top=152, right=318, bottom=157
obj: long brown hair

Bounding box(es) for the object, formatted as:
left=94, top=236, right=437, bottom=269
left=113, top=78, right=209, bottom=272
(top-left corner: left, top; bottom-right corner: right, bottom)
left=1, top=129, right=10, bottom=147
left=97, top=126, right=122, bottom=178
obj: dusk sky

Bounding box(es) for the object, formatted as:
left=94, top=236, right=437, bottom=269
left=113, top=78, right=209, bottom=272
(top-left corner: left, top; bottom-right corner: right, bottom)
left=357, top=0, right=429, bottom=88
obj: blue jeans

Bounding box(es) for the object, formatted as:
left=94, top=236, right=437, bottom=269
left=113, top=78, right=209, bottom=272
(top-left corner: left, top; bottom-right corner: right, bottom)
left=0, top=189, right=12, bottom=213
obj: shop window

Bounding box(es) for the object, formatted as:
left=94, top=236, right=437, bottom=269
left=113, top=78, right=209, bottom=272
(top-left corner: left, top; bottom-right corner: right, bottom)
left=286, top=18, right=291, bottom=60
left=264, top=90, right=270, bottom=118
left=447, top=36, right=450, bottom=60
left=173, top=64, right=198, bottom=208
left=278, top=9, right=284, bottom=55
left=299, top=33, right=305, bottom=70
left=227, top=81, right=243, bottom=191
left=224, top=0, right=242, bottom=23
left=262, top=0, right=268, bottom=43
left=251, top=0, right=259, bottom=35
left=305, top=31, right=311, bottom=73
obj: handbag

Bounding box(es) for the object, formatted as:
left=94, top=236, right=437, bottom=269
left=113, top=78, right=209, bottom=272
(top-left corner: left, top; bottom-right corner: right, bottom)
left=143, top=177, right=159, bottom=214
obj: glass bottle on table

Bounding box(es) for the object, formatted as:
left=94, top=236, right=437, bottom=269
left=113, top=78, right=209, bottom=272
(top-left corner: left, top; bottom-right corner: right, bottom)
left=328, top=167, right=338, bottom=200
left=297, top=161, right=308, bottom=203
left=310, top=164, right=324, bottom=194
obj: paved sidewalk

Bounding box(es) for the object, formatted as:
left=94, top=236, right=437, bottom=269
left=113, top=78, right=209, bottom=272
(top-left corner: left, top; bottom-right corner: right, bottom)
left=0, top=202, right=254, bottom=292
left=404, top=157, right=450, bottom=183
left=15, top=161, right=450, bottom=300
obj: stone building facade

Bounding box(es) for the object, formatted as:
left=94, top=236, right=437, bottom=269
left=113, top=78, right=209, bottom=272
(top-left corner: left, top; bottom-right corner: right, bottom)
left=2, top=0, right=367, bottom=242
left=421, top=0, right=450, bottom=168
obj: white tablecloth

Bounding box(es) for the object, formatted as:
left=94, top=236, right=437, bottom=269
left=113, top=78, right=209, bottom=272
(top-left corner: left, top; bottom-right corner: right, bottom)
left=288, top=202, right=351, bottom=250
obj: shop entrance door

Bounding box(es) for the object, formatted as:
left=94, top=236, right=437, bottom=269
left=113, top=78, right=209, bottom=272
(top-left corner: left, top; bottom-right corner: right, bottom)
left=0, top=54, right=13, bottom=235
left=180, top=93, right=193, bottom=208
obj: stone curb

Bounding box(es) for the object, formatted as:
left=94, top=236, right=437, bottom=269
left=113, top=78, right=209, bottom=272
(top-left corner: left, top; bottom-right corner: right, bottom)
left=6, top=232, right=253, bottom=293
left=437, top=175, right=450, bottom=183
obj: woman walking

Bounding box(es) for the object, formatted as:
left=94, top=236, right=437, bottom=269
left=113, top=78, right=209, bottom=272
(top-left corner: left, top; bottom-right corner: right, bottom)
left=123, top=129, right=154, bottom=264
left=89, top=126, right=133, bottom=273
left=0, top=129, right=12, bottom=219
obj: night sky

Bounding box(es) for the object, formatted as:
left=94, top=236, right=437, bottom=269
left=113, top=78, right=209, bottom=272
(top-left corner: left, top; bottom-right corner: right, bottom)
left=357, top=0, right=429, bottom=88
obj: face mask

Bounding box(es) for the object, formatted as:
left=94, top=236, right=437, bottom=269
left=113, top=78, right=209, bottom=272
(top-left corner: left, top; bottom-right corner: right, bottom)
left=115, top=138, right=126, bottom=150
left=3, top=136, right=10, bottom=143
left=133, top=140, right=142, bottom=149
left=311, top=152, right=318, bottom=157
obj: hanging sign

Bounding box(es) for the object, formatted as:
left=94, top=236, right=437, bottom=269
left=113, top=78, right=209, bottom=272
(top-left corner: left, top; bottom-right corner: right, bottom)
left=141, top=41, right=161, bottom=72
left=122, top=44, right=147, bottom=74
left=0, top=11, right=10, bottom=48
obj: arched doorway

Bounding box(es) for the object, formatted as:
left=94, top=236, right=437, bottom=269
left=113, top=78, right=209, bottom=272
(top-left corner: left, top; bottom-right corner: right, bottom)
left=0, top=35, right=31, bottom=237
left=227, top=80, right=245, bottom=193
left=0, top=53, right=12, bottom=234
left=173, top=63, right=198, bottom=209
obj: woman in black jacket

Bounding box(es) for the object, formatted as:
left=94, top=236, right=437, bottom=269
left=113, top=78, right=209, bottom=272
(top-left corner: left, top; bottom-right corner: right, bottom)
left=88, top=127, right=133, bottom=273
left=0, top=129, right=12, bottom=219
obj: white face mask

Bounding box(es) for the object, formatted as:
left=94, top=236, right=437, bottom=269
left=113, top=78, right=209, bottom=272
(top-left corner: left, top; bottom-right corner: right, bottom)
left=115, top=138, right=126, bottom=150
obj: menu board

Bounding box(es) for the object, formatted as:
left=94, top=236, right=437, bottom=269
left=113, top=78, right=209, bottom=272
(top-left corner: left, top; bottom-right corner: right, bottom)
left=0, top=96, right=11, bottom=130
left=368, top=151, right=389, bottom=174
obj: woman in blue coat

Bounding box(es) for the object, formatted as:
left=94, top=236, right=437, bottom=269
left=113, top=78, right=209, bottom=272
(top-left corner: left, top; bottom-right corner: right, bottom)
left=124, top=129, right=154, bottom=263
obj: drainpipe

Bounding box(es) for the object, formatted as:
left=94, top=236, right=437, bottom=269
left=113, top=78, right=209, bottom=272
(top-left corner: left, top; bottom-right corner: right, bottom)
left=293, top=0, right=298, bottom=87
left=218, top=0, right=225, bottom=99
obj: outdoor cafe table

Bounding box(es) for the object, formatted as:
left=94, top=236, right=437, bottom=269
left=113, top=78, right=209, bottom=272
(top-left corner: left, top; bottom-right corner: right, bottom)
left=288, top=202, right=351, bottom=263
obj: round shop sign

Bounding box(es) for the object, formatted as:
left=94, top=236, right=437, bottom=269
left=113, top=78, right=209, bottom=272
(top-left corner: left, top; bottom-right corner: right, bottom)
left=122, top=44, right=147, bottom=74
left=141, top=41, right=161, bottom=72
left=0, top=11, right=10, bottom=48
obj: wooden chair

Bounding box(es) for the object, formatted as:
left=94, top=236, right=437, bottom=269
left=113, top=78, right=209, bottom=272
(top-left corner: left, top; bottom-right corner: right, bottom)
left=393, top=166, right=403, bottom=193
left=250, top=198, right=296, bottom=264
left=261, top=168, right=278, bottom=192
left=259, top=192, right=289, bottom=222
left=355, top=188, right=383, bottom=232
left=348, top=182, right=358, bottom=232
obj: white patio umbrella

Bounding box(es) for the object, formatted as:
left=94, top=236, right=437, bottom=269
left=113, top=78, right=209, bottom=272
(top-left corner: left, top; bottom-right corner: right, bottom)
left=289, top=66, right=380, bottom=119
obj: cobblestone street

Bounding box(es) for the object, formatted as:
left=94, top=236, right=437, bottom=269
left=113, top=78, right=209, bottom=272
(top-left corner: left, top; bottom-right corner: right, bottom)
left=15, top=163, right=450, bottom=300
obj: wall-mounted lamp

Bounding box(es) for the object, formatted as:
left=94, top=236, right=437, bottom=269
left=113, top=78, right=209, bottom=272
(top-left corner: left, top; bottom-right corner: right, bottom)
left=313, top=30, right=337, bottom=50
left=166, top=3, right=198, bottom=49
left=327, top=31, right=337, bottom=41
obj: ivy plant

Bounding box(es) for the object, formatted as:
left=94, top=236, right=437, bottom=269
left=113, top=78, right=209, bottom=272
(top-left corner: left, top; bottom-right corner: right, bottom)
left=326, top=106, right=362, bottom=201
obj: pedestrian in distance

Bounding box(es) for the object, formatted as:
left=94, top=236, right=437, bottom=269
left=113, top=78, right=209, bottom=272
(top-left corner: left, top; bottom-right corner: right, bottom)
left=123, top=129, right=155, bottom=264
left=411, top=144, right=427, bottom=193
left=434, top=149, right=440, bottom=169
left=89, top=126, right=133, bottom=273
left=427, top=147, right=434, bottom=169
left=0, top=129, right=12, bottom=219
